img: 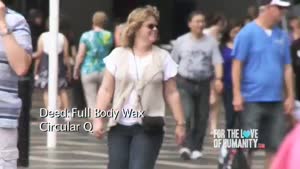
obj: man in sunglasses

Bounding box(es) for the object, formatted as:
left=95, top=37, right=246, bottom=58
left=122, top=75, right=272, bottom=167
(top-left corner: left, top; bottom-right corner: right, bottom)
left=0, top=1, right=32, bottom=169
left=232, top=0, right=294, bottom=168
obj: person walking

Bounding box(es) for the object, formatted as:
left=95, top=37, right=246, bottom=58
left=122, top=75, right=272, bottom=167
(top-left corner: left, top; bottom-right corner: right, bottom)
left=33, top=21, right=71, bottom=118
left=93, top=5, right=186, bottom=169
left=232, top=0, right=295, bottom=168
left=17, top=8, right=45, bottom=168
left=172, top=11, right=223, bottom=160
left=114, top=21, right=125, bottom=47
left=73, top=11, right=113, bottom=112
left=220, top=20, right=243, bottom=131
left=0, top=1, right=33, bottom=169
left=217, top=20, right=243, bottom=166
left=203, top=13, right=227, bottom=134
left=289, top=17, right=300, bottom=100
left=271, top=101, right=300, bottom=169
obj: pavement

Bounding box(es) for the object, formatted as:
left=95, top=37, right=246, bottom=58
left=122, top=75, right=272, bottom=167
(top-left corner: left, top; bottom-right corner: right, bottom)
left=26, top=90, right=266, bottom=169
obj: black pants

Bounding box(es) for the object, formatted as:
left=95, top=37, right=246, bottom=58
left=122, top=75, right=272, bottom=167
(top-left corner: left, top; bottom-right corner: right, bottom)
left=17, top=79, right=33, bottom=167
left=296, top=76, right=300, bottom=100
left=71, top=79, right=86, bottom=109
left=107, top=124, right=164, bottom=169
left=177, top=77, right=210, bottom=151
left=223, top=87, right=237, bottom=130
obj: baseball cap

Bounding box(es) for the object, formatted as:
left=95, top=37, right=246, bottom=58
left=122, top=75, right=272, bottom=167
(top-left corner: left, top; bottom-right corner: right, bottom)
left=269, top=0, right=291, bottom=7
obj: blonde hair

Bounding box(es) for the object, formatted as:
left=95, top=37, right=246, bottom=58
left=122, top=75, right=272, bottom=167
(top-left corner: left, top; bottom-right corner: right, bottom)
left=92, top=11, right=107, bottom=27
left=121, top=5, right=160, bottom=48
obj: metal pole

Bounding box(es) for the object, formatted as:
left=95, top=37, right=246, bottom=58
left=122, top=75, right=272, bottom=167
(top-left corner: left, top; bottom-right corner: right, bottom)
left=47, top=0, right=60, bottom=148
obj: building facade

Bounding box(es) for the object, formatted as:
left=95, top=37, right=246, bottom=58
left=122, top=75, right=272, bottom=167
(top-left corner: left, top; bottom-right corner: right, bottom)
left=9, top=0, right=257, bottom=44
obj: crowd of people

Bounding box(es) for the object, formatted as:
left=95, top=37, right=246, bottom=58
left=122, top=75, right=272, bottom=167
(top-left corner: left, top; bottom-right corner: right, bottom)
left=1, top=0, right=300, bottom=169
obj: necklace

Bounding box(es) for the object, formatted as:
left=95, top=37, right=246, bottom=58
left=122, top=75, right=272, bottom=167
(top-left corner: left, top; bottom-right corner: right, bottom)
left=132, top=49, right=143, bottom=110
left=132, top=49, right=140, bottom=81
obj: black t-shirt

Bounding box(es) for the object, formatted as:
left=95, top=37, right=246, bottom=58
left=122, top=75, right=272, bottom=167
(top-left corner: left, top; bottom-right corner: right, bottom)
left=291, top=39, right=300, bottom=75
left=20, top=23, right=45, bottom=80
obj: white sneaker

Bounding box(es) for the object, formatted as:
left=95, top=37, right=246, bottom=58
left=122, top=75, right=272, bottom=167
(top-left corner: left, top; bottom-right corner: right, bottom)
left=191, top=150, right=203, bottom=160
left=64, top=111, right=72, bottom=122
left=179, top=147, right=191, bottom=160
left=218, top=144, right=228, bottom=164
left=64, top=117, right=72, bottom=122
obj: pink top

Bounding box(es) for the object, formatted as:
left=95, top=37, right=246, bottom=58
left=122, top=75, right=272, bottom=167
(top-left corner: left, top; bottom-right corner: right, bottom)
left=271, top=124, right=300, bottom=169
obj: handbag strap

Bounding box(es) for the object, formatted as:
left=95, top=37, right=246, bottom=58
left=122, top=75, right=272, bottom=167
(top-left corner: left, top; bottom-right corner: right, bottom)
left=132, top=48, right=144, bottom=111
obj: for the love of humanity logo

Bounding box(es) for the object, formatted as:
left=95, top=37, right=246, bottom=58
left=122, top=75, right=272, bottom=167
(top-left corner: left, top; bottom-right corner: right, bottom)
left=213, top=129, right=265, bottom=149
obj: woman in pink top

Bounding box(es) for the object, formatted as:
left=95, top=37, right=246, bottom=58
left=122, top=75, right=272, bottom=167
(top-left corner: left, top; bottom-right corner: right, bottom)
left=271, top=101, right=300, bottom=169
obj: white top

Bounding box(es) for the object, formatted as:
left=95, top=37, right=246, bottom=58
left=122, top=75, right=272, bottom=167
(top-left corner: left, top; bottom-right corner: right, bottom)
left=203, top=28, right=213, bottom=36
left=203, top=27, right=221, bottom=42
left=104, top=49, right=178, bottom=126
left=41, top=32, right=65, bottom=54
left=264, top=29, right=272, bottom=37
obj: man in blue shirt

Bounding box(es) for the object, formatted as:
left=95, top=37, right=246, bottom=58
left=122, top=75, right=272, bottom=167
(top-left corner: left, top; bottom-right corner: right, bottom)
left=0, top=1, right=32, bottom=169
left=232, top=0, right=294, bottom=168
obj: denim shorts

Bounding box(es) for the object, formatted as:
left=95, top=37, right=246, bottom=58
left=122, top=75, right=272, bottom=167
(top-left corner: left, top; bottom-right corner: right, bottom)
left=240, top=102, right=287, bottom=153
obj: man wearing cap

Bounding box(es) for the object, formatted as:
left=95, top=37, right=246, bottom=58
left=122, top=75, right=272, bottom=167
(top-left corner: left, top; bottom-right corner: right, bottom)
left=0, top=1, right=32, bottom=169
left=232, top=0, right=294, bottom=168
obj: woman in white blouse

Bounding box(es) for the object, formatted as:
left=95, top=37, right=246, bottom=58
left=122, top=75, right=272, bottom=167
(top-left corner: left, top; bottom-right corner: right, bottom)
left=93, top=5, right=186, bottom=169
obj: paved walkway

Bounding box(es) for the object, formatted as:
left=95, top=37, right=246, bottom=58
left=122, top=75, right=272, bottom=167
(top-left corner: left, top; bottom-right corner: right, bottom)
left=27, top=90, right=265, bottom=169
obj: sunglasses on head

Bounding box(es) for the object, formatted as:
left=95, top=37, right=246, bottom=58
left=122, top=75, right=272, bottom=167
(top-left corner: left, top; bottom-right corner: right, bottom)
left=146, top=24, right=158, bottom=30
left=275, top=5, right=287, bottom=10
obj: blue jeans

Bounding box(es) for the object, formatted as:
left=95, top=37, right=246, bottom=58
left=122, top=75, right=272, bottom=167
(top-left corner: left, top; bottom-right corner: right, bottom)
left=107, top=124, right=164, bottom=169
left=177, top=77, right=210, bottom=151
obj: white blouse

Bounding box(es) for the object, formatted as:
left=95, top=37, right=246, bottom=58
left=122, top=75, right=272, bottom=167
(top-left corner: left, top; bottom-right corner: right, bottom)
left=104, top=48, right=178, bottom=126
left=41, top=32, right=65, bottom=54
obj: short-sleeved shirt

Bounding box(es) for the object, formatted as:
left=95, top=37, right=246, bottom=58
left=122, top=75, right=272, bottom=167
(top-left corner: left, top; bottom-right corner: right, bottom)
left=171, top=33, right=223, bottom=81
left=232, top=21, right=291, bottom=102
left=0, top=9, right=32, bottom=128
left=104, top=48, right=178, bottom=126
left=79, top=30, right=113, bottom=75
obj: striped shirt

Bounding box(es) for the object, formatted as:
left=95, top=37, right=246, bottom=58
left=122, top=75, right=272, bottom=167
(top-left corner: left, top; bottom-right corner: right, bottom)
left=0, top=9, right=32, bottom=128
